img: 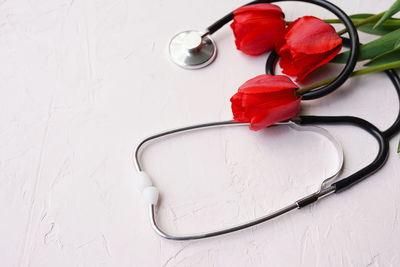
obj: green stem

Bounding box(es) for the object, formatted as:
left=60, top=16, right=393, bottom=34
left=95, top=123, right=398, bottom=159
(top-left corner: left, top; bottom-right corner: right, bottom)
left=336, top=12, right=385, bottom=35
left=286, top=13, right=385, bottom=26
left=325, top=18, right=379, bottom=24
left=296, top=60, right=400, bottom=96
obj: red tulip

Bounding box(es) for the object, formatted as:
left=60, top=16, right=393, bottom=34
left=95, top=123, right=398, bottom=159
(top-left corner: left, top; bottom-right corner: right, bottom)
left=230, top=74, right=301, bottom=131
left=230, top=4, right=286, bottom=56
left=276, top=16, right=342, bottom=81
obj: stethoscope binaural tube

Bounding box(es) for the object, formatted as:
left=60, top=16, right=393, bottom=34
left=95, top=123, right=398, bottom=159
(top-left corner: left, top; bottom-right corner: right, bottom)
left=134, top=120, right=345, bottom=240
left=206, top=0, right=359, bottom=100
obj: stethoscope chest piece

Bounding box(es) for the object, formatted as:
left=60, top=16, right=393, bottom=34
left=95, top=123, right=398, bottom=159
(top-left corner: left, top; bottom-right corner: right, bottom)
left=169, top=30, right=217, bottom=69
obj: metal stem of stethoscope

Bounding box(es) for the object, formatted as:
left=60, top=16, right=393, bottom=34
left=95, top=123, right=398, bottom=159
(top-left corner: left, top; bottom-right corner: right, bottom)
left=134, top=120, right=341, bottom=240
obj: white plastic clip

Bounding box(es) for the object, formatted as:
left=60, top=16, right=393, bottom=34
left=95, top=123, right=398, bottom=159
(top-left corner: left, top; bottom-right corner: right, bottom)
left=143, top=186, right=159, bottom=205
left=136, top=171, right=159, bottom=205
left=136, top=171, right=153, bottom=192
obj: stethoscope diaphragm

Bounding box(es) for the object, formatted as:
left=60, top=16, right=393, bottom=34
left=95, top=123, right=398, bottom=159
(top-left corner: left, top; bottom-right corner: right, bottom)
left=169, top=30, right=217, bottom=69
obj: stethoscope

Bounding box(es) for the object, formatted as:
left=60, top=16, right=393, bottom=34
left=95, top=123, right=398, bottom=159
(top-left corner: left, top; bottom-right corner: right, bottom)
left=134, top=0, right=400, bottom=240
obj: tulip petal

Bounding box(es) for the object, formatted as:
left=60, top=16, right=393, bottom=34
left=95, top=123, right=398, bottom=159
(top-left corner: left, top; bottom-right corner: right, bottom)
left=230, top=92, right=248, bottom=121
left=236, top=20, right=286, bottom=55
left=280, top=44, right=342, bottom=81
left=231, top=3, right=286, bottom=55
left=230, top=75, right=301, bottom=131
left=233, top=11, right=283, bottom=24
left=276, top=16, right=343, bottom=81
left=241, top=90, right=297, bottom=108
left=285, top=16, right=342, bottom=54
left=233, top=3, right=283, bottom=17
left=249, top=98, right=301, bottom=131
left=238, top=74, right=298, bottom=93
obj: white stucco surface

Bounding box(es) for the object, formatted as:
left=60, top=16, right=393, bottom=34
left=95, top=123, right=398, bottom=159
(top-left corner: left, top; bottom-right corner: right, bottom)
left=1, top=0, right=399, bottom=266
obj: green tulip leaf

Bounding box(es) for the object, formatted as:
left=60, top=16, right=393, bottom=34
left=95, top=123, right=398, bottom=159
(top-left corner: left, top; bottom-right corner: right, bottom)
left=398, top=139, right=400, bottom=153
left=332, top=28, right=400, bottom=63
left=374, top=0, right=400, bottom=29
left=364, top=47, right=400, bottom=66
left=328, top=13, right=380, bottom=22
left=359, top=23, right=400, bottom=35
left=327, top=14, right=400, bottom=35
left=350, top=14, right=376, bottom=19
left=395, top=38, right=400, bottom=49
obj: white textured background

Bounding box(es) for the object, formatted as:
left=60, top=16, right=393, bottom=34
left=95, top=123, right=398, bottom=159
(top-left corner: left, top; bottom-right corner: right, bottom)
left=1, top=0, right=400, bottom=266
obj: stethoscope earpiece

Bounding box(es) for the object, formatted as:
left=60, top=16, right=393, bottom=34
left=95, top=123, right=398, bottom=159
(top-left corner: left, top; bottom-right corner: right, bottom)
left=169, top=30, right=217, bottom=69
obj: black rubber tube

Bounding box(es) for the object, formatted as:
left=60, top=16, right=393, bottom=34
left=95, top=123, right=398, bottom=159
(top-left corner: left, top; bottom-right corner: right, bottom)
left=299, top=116, right=389, bottom=192
left=297, top=38, right=400, bottom=193
left=341, top=37, right=400, bottom=138
left=382, top=69, right=400, bottom=138
left=206, top=0, right=359, bottom=100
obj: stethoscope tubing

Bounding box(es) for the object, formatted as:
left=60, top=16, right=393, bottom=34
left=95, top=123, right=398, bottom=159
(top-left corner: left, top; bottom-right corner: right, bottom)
left=136, top=0, right=400, bottom=240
